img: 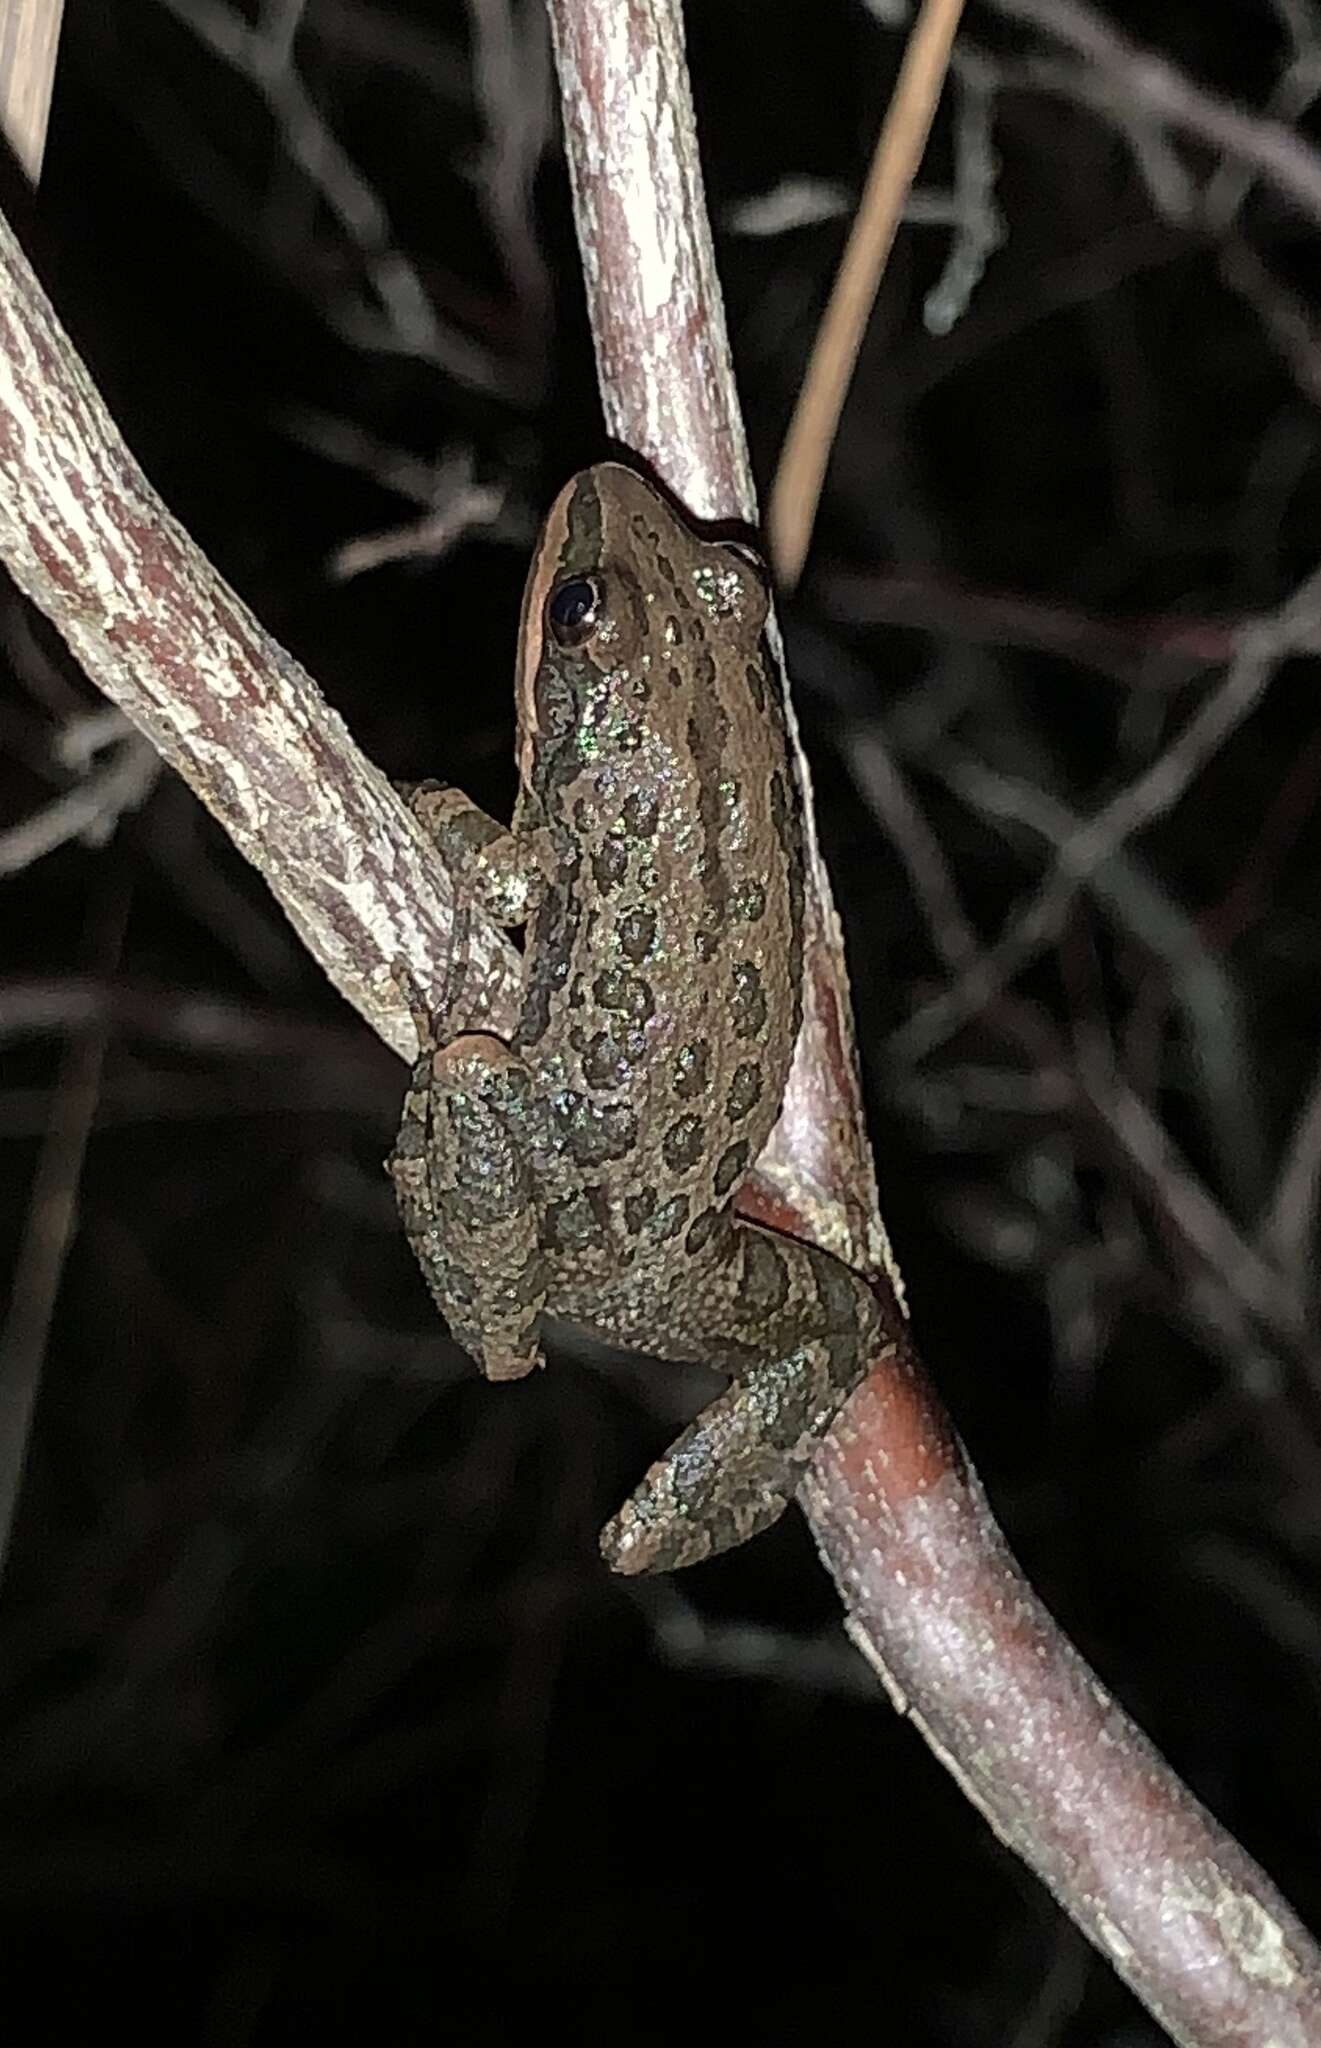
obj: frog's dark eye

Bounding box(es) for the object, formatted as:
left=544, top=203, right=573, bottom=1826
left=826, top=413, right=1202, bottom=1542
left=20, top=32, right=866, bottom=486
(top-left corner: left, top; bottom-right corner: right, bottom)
left=547, top=574, right=602, bottom=648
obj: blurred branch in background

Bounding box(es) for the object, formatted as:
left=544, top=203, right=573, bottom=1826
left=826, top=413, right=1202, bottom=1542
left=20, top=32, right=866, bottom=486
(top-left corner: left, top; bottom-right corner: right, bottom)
left=0, top=0, right=63, bottom=180
left=768, top=0, right=967, bottom=587
left=116, top=0, right=555, bottom=408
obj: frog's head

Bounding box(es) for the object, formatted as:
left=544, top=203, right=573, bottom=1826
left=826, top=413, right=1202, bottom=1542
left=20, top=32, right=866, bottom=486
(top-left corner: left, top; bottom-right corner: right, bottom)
left=514, top=463, right=770, bottom=796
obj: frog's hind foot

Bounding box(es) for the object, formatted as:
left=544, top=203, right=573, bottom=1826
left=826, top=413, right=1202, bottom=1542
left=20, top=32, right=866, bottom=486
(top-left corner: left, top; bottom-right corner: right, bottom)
left=598, top=1341, right=854, bottom=1575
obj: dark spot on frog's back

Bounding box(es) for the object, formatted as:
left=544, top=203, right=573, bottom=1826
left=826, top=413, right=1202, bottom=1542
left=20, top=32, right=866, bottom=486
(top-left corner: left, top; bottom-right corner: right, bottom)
left=714, top=1139, right=750, bottom=1197
left=812, top=1250, right=860, bottom=1322
left=673, top=1040, right=710, bottom=1100
left=653, top=1193, right=689, bottom=1241
left=730, top=961, right=768, bottom=1041
left=517, top=879, right=572, bottom=1047
left=593, top=967, right=654, bottom=1023
left=584, top=1102, right=638, bottom=1164
left=770, top=769, right=798, bottom=865
left=543, top=1184, right=610, bottom=1252
left=616, top=906, right=657, bottom=962
left=621, top=790, right=659, bottom=838
left=772, top=765, right=806, bottom=951
left=687, top=698, right=731, bottom=918
left=693, top=649, right=716, bottom=689
left=727, top=1060, right=763, bottom=1122
left=684, top=1207, right=722, bottom=1257
left=592, top=837, right=627, bottom=893
left=627, top=510, right=666, bottom=559
left=662, top=1116, right=704, bottom=1172
left=744, top=1232, right=790, bottom=1316
left=745, top=659, right=767, bottom=713
left=554, top=1091, right=638, bottom=1167
left=579, top=1027, right=631, bottom=1090
left=624, top=1187, right=657, bottom=1236
left=732, top=879, right=767, bottom=924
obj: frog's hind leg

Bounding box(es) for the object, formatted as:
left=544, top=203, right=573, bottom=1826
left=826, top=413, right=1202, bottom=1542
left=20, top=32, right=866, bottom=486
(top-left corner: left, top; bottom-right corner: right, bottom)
left=388, top=1031, right=547, bottom=1383
left=598, top=1222, right=890, bottom=1574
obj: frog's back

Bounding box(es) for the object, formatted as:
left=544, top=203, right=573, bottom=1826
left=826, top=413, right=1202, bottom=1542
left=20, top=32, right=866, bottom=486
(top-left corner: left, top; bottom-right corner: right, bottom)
left=510, top=465, right=803, bottom=1304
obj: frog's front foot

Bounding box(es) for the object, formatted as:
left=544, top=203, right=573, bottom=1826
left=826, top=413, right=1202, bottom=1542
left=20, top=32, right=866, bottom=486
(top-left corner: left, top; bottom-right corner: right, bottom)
left=598, top=1342, right=856, bottom=1574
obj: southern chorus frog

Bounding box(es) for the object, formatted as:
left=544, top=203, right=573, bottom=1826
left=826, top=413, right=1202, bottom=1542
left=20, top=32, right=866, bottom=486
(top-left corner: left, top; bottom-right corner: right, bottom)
left=389, top=464, right=883, bottom=1572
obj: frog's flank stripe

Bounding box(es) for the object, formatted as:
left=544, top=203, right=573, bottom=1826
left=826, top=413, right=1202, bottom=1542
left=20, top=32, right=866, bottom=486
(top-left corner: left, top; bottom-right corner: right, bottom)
left=687, top=691, right=731, bottom=923
left=565, top=469, right=604, bottom=569
left=516, top=871, right=573, bottom=1050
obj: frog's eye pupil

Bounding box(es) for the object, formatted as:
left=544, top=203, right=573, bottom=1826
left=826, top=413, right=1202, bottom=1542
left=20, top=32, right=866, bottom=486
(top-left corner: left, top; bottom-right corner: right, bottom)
left=547, top=575, right=601, bottom=648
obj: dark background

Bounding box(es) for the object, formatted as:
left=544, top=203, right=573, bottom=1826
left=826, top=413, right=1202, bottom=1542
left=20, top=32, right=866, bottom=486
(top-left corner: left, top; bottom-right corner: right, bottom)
left=1, top=2, right=1319, bottom=2040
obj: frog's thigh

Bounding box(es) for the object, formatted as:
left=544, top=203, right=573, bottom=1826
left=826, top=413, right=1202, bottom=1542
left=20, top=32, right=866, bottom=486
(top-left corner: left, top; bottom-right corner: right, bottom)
left=599, top=1222, right=885, bottom=1574
left=388, top=1032, right=547, bottom=1382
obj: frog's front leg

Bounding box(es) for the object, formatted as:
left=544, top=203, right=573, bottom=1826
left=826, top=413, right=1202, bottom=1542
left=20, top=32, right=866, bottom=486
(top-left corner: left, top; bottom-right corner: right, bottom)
left=389, top=783, right=552, bottom=1374
left=402, top=779, right=550, bottom=1017
left=597, top=1222, right=889, bottom=1574
left=388, top=1026, right=548, bottom=1382
left=403, top=780, right=545, bottom=929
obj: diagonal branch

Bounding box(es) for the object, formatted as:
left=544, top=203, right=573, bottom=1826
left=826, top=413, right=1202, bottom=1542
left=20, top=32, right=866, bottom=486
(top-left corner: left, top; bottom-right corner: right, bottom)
left=889, top=584, right=1321, bottom=1064
left=0, top=203, right=521, bottom=1064
left=989, top=0, right=1321, bottom=231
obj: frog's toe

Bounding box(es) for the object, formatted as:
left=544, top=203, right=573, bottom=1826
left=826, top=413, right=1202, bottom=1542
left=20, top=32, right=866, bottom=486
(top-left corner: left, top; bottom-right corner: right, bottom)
left=598, top=1422, right=795, bottom=1574
left=600, top=1476, right=792, bottom=1575
left=597, top=1330, right=876, bottom=1573
left=474, top=1328, right=545, bottom=1383
left=443, top=1260, right=546, bottom=1383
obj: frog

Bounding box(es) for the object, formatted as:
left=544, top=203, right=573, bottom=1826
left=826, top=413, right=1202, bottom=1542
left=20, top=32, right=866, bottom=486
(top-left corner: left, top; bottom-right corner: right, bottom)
left=388, top=462, right=884, bottom=1573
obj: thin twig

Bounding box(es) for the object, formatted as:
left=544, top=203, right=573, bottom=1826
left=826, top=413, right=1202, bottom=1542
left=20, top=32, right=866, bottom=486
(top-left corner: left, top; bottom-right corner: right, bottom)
left=0, top=0, right=64, bottom=181
left=1264, top=1047, right=1321, bottom=1298
left=991, top=0, right=1321, bottom=232
left=891, top=570, right=1321, bottom=1063
left=0, top=728, right=158, bottom=875
left=767, top=0, right=967, bottom=589
left=157, top=0, right=504, bottom=390
left=0, top=875, right=127, bottom=1575
left=938, top=752, right=1267, bottom=1217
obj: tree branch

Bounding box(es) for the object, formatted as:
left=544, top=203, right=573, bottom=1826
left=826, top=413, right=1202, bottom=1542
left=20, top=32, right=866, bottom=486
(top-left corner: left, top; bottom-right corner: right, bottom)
left=0, top=203, right=521, bottom=1063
